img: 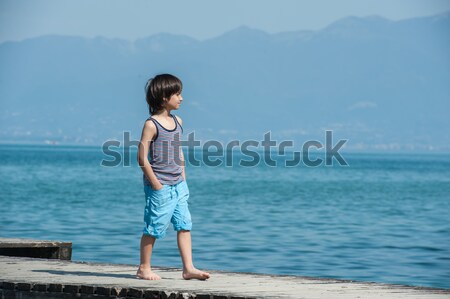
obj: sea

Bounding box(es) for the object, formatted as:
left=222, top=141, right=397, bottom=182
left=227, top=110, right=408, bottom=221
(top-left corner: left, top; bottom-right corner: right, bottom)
left=0, top=144, right=449, bottom=289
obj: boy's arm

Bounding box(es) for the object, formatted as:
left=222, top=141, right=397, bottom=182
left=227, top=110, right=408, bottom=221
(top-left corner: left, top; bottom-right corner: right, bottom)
left=138, top=120, right=163, bottom=190
left=176, top=115, right=186, bottom=180
left=181, top=148, right=186, bottom=180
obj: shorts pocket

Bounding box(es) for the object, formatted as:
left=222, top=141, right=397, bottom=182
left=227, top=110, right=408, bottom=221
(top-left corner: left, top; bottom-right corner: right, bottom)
left=152, top=184, right=165, bottom=192
left=149, top=186, right=169, bottom=207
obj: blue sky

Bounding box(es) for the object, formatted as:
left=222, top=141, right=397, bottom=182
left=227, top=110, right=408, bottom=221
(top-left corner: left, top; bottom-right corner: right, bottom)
left=0, top=0, right=449, bottom=43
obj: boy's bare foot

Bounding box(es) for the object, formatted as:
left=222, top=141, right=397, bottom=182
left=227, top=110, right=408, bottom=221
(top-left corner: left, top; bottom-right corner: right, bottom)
left=182, top=267, right=210, bottom=280
left=136, top=266, right=161, bottom=280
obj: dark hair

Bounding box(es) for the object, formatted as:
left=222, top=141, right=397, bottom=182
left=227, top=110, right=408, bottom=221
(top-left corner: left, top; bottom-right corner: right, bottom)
left=145, top=74, right=183, bottom=115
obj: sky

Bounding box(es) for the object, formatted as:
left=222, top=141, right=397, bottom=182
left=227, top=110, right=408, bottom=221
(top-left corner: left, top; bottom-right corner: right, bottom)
left=0, top=0, right=449, bottom=43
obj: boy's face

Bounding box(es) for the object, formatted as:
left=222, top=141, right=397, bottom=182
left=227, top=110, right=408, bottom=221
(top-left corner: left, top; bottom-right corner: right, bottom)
left=164, top=92, right=183, bottom=110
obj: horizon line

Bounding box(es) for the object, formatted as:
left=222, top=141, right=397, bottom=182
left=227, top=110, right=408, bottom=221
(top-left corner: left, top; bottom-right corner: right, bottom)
left=1, top=10, right=448, bottom=45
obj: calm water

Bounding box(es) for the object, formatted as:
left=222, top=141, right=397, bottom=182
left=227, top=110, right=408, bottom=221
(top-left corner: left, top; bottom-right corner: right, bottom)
left=0, top=144, right=449, bottom=289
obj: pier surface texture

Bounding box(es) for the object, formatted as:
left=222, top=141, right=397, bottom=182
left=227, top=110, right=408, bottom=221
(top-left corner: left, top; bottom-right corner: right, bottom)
left=1, top=255, right=449, bottom=299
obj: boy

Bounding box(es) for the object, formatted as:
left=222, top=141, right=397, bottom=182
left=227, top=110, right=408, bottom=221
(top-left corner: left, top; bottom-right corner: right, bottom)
left=136, top=74, right=210, bottom=280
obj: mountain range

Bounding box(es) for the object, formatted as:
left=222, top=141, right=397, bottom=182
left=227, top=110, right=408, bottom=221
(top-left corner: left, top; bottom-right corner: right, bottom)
left=0, top=12, right=449, bottom=151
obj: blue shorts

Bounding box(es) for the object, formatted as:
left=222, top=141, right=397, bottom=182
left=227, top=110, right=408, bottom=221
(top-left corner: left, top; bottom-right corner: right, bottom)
left=143, top=180, right=192, bottom=239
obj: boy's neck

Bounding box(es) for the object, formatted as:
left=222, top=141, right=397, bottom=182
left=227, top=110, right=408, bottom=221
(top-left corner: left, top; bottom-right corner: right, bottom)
left=155, top=108, right=172, bottom=117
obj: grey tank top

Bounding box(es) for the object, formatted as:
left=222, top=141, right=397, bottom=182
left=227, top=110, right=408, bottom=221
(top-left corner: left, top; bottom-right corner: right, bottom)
left=143, top=114, right=184, bottom=186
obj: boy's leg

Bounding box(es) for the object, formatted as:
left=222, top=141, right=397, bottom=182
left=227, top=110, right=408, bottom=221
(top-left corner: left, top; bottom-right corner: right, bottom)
left=138, top=184, right=174, bottom=280
left=172, top=180, right=210, bottom=280
left=136, top=234, right=161, bottom=280
left=177, top=230, right=210, bottom=280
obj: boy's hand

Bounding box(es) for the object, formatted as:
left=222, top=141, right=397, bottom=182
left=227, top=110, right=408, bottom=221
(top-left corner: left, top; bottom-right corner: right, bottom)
left=152, top=182, right=164, bottom=191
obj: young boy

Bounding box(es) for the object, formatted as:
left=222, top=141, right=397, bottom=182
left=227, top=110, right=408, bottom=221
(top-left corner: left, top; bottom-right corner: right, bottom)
left=136, top=74, right=210, bottom=281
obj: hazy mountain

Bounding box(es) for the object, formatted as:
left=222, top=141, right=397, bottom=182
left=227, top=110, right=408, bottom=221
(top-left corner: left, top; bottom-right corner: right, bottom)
left=0, top=12, right=449, bottom=151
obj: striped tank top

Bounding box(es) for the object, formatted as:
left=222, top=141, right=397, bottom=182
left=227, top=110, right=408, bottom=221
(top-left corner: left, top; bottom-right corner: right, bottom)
left=143, top=114, right=184, bottom=186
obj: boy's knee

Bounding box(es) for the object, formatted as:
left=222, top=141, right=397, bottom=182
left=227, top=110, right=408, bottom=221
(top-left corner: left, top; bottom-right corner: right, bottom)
left=142, top=234, right=156, bottom=240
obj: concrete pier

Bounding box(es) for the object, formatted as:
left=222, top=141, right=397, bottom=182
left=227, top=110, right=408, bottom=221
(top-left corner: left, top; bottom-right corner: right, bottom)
left=0, top=238, right=72, bottom=260
left=0, top=255, right=449, bottom=299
